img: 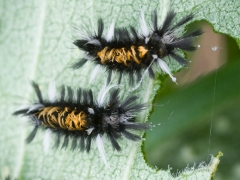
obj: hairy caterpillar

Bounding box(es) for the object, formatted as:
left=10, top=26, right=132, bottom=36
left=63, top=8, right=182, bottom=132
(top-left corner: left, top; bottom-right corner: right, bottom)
left=72, top=10, right=202, bottom=85
left=13, top=82, right=149, bottom=165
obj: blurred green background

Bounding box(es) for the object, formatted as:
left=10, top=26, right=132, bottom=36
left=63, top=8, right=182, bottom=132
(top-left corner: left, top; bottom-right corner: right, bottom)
left=145, top=21, right=240, bottom=180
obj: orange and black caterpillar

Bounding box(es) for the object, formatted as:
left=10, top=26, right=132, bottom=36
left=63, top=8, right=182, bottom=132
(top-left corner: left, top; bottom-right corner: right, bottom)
left=13, top=82, right=148, bottom=165
left=72, top=10, right=202, bottom=85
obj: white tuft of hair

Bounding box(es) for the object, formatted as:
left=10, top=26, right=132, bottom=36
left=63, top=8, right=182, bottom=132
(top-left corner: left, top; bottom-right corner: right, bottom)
left=96, top=134, right=108, bottom=167
left=43, top=129, right=52, bottom=153
left=86, top=127, right=94, bottom=135
left=88, top=107, right=95, bottom=114
left=89, top=64, right=101, bottom=85
left=156, top=57, right=177, bottom=84
left=106, top=22, right=115, bottom=42
left=139, top=11, right=149, bottom=38
left=27, top=104, right=44, bottom=113
left=86, top=39, right=101, bottom=46
left=48, top=82, right=56, bottom=103
left=97, top=84, right=117, bottom=107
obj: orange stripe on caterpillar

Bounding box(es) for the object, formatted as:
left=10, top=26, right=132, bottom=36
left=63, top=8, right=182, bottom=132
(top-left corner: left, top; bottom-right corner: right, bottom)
left=38, top=107, right=87, bottom=131
left=97, top=45, right=148, bottom=66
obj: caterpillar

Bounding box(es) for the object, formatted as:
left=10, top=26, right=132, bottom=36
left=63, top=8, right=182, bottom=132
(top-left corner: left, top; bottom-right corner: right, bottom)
left=72, top=10, right=202, bottom=85
left=13, top=82, right=149, bottom=165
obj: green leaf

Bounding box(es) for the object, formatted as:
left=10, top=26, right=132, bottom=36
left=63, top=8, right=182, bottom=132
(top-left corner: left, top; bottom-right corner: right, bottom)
left=1, top=0, right=234, bottom=179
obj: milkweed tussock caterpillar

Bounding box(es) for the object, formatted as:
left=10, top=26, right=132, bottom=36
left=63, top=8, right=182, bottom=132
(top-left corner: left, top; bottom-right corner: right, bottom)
left=13, top=82, right=149, bottom=165
left=72, top=10, right=202, bottom=85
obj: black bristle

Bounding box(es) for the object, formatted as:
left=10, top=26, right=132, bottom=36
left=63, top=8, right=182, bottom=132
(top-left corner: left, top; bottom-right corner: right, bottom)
left=31, top=81, right=43, bottom=103
left=169, top=37, right=196, bottom=51
left=71, top=136, right=78, bottom=150
left=71, top=59, right=88, bottom=69
left=60, top=85, right=65, bottom=102
left=159, top=11, right=176, bottom=35
left=121, top=129, right=141, bottom=141
left=118, top=71, right=123, bottom=84
left=82, top=89, right=88, bottom=105
left=73, top=40, right=88, bottom=49
left=136, top=70, right=142, bottom=82
left=76, top=88, right=82, bottom=104
left=120, top=95, right=138, bottom=110
left=54, top=131, right=61, bottom=148
left=169, top=52, right=187, bottom=65
left=108, top=133, right=121, bottom=151
left=183, top=29, right=204, bottom=38
left=86, top=135, right=92, bottom=152
left=121, top=28, right=131, bottom=41
left=61, top=134, right=69, bottom=149
left=107, top=69, right=112, bottom=84
left=148, top=67, right=155, bottom=79
left=130, top=26, right=139, bottom=41
left=80, top=134, right=85, bottom=151
left=26, top=126, right=39, bottom=143
left=151, top=10, right=158, bottom=31
left=88, top=90, right=93, bottom=105
left=67, top=86, right=73, bottom=103
left=108, top=89, right=120, bottom=110
left=170, top=13, right=194, bottom=31
left=13, top=109, right=28, bottom=116
left=124, top=123, right=149, bottom=131
left=97, top=18, right=104, bottom=38
left=124, top=103, right=147, bottom=113
left=129, top=71, right=134, bottom=86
